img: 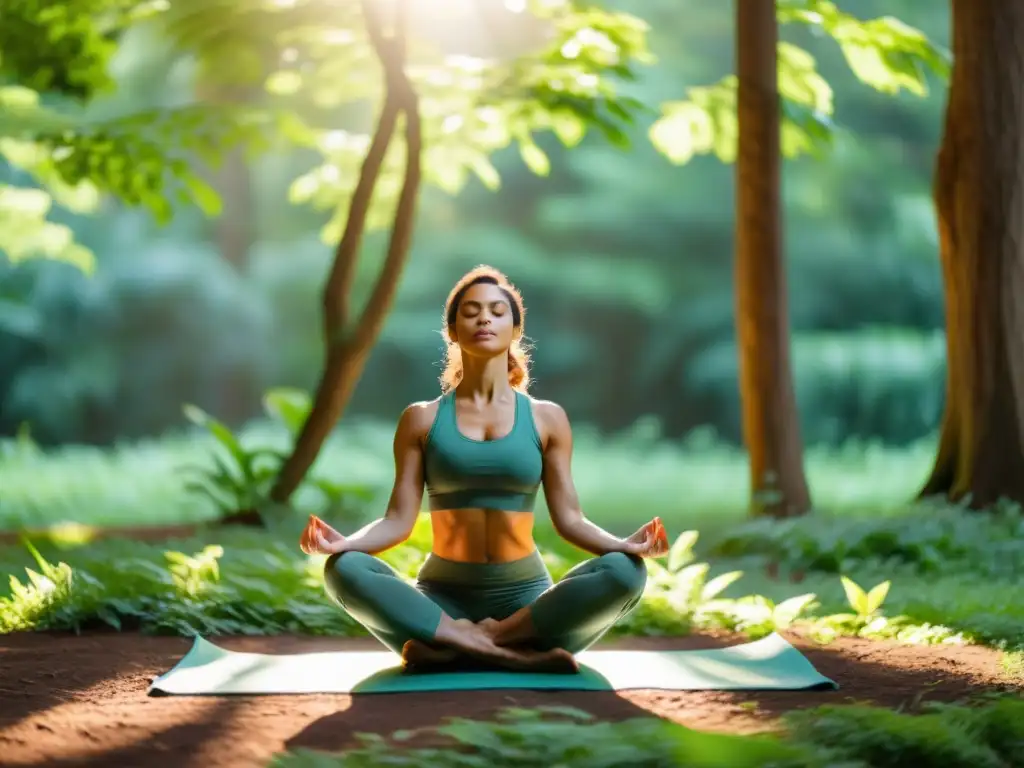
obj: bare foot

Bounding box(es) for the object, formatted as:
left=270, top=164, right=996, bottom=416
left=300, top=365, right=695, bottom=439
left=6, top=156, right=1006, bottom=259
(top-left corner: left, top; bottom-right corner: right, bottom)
left=436, top=618, right=579, bottom=674
left=476, top=617, right=501, bottom=638
left=401, top=640, right=461, bottom=671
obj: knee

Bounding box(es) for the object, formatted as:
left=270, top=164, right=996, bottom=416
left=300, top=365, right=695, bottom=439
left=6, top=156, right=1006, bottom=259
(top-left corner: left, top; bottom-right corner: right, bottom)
left=597, top=552, right=647, bottom=598
left=323, top=551, right=375, bottom=601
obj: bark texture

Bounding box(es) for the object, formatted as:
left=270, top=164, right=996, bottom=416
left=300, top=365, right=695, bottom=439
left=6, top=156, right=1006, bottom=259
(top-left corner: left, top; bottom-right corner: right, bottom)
left=734, top=0, right=812, bottom=517
left=269, top=0, right=422, bottom=505
left=921, top=0, right=1024, bottom=509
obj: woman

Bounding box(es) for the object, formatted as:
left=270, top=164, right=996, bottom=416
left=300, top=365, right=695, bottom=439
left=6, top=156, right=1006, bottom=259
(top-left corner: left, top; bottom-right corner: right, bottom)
left=300, top=265, right=670, bottom=673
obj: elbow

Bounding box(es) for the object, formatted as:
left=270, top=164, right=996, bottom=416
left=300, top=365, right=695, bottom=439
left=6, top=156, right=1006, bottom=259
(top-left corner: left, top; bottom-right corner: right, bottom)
left=551, top=512, right=582, bottom=541
left=393, top=511, right=419, bottom=545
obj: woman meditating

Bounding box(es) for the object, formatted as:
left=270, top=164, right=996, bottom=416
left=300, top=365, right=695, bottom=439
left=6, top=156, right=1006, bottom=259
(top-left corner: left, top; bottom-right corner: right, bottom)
left=300, top=265, right=670, bottom=673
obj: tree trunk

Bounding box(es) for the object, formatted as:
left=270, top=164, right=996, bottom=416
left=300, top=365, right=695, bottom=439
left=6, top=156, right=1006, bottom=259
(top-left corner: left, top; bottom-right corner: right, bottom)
left=734, top=0, right=812, bottom=518
left=269, top=0, right=422, bottom=505
left=920, top=0, right=1024, bottom=509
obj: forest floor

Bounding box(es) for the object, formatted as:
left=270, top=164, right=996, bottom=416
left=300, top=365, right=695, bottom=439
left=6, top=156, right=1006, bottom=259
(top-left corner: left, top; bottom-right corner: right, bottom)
left=1, top=629, right=1019, bottom=768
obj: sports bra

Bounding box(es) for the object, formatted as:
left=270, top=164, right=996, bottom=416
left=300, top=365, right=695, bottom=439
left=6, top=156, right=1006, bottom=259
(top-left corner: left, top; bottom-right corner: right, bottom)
left=422, top=390, right=543, bottom=512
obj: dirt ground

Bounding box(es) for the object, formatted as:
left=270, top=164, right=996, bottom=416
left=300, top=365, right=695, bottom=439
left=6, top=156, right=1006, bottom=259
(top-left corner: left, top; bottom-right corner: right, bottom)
left=0, top=630, right=1019, bottom=768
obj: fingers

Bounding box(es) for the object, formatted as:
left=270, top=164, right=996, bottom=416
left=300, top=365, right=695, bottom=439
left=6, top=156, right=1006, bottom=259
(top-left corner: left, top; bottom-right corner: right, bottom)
left=300, top=515, right=323, bottom=554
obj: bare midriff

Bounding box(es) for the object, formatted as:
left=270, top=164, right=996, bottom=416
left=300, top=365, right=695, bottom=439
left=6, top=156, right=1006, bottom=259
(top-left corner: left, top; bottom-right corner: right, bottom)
left=430, top=509, right=536, bottom=563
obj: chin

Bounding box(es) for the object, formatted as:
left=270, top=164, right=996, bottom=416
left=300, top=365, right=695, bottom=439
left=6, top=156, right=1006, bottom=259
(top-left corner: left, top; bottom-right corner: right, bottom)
left=462, top=337, right=509, bottom=355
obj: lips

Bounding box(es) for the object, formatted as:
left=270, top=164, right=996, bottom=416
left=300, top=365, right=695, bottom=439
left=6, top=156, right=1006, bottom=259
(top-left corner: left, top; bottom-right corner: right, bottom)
left=473, top=330, right=495, bottom=339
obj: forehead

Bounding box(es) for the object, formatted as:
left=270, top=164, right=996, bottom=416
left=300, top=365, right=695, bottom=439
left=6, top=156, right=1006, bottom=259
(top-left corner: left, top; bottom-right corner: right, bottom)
left=460, top=282, right=508, bottom=306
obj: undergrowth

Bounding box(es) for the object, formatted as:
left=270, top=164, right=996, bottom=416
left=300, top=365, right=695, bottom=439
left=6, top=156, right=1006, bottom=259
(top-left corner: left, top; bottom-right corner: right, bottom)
left=2, top=515, right=1018, bottom=650
left=270, top=698, right=1024, bottom=768
left=1, top=427, right=1021, bottom=649
left=0, top=420, right=935, bottom=532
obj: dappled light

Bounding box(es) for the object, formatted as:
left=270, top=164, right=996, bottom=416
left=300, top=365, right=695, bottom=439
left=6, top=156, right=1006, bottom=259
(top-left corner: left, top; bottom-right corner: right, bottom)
left=3, top=0, right=1023, bottom=765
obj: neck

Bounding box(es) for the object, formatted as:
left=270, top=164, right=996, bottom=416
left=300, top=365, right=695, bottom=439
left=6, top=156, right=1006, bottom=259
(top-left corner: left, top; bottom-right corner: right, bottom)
left=458, top=354, right=512, bottom=401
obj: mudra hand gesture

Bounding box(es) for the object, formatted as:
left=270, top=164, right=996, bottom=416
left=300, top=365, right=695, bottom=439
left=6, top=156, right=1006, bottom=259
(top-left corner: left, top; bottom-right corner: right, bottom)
left=300, top=514, right=348, bottom=555
left=623, top=517, right=670, bottom=558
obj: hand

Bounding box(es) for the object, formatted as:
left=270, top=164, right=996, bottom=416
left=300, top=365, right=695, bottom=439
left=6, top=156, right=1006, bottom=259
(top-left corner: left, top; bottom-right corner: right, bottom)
left=299, top=514, right=348, bottom=555
left=622, top=517, right=670, bottom=558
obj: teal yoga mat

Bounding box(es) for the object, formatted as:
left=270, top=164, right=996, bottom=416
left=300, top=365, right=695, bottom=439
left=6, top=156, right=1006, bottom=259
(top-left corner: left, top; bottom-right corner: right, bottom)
left=149, top=633, right=837, bottom=696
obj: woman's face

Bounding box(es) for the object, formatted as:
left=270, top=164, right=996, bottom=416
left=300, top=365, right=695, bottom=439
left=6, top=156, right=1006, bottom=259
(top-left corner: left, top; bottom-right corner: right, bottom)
left=450, top=282, right=517, bottom=358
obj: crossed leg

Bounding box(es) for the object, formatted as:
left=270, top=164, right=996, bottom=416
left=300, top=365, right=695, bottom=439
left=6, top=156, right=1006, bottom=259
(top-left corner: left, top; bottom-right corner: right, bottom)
left=323, top=551, right=576, bottom=672
left=484, top=551, right=648, bottom=652
left=402, top=551, right=647, bottom=667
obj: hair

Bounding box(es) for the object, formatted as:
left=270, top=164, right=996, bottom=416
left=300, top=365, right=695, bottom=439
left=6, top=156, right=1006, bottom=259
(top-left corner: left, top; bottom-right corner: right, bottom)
left=440, top=265, right=531, bottom=393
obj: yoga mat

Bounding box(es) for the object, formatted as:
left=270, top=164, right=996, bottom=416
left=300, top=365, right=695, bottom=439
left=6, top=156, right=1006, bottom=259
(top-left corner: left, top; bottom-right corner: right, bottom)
left=149, top=632, right=837, bottom=696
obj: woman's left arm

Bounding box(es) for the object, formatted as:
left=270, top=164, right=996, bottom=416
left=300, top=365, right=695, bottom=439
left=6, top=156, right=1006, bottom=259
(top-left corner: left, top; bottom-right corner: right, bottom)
left=538, top=401, right=654, bottom=556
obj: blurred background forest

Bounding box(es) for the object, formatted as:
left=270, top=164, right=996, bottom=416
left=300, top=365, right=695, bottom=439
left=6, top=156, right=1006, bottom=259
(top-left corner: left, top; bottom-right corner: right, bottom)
left=0, top=0, right=946, bottom=454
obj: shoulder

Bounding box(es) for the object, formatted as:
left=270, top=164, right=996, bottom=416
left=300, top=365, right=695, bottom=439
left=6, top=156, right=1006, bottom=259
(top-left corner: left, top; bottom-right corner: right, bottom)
left=525, top=396, right=571, bottom=438
left=396, top=398, right=442, bottom=440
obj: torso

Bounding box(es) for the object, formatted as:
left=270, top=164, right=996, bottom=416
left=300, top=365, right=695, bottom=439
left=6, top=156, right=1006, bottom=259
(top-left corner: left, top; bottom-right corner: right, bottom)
left=418, top=390, right=548, bottom=564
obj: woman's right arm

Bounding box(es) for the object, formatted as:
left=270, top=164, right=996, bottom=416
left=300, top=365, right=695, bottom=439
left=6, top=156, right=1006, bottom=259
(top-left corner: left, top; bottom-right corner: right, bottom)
left=324, top=402, right=432, bottom=555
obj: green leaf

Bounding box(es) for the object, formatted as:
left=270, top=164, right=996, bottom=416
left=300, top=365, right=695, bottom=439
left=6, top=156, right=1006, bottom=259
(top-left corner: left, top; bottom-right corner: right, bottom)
left=840, top=575, right=870, bottom=616
left=865, top=580, right=891, bottom=615
left=781, top=1, right=950, bottom=95
left=262, top=388, right=312, bottom=436
left=772, top=593, right=818, bottom=628
left=181, top=172, right=223, bottom=218
left=650, top=102, right=709, bottom=165
left=551, top=109, right=587, bottom=147
left=519, top=140, right=551, bottom=176
left=701, top=570, right=744, bottom=602
left=467, top=153, right=501, bottom=191
left=667, top=530, right=699, bottom=573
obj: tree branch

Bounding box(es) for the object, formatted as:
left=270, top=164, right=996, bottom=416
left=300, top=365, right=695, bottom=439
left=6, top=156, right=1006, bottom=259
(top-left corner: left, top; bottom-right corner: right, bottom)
left=320, top=0, right=410, bottom=345
left=350, top=1, right=421, bottom=355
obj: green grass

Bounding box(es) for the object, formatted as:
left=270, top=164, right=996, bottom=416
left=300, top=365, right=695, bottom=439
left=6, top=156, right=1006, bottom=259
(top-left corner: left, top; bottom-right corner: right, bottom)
left=1, top=424, right=1021, bottom=651
left=2, top=427, right=1022, bottom=768
left=0, top=420, right=938, bottom=533
left=270, top=698, right=1024, bottom=768
left=2, top=510, right=1020, bottom=650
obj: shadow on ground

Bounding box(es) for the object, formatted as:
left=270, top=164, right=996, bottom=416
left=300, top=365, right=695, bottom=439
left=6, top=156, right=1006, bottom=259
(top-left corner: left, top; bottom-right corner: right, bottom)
left=1, top=630, right=1018, bottom=767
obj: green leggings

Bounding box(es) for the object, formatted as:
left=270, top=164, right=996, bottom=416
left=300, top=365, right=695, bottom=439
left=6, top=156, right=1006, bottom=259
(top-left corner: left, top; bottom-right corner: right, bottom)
left=323, top=549, right=647, bottom=655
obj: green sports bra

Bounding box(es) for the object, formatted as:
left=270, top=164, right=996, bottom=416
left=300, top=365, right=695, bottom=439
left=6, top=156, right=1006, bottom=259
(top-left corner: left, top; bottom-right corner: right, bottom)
left=423, top=391, right=544, bottom=512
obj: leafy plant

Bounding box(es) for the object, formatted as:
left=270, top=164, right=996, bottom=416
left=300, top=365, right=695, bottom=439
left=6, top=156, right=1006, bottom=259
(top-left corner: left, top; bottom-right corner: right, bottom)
left=711, top=504, right=1024, bottom=578
left=270, top=698, right=1024, bottom=768
left=272, top=706, right=806, bottom=768
left=181, top=388, right=375, bottom=522
left=167, top=544, right=223, bottom=599
left=646, top=530, right=745, bottom=613
left=0, top=538, right=75, bottom=632
left=841, top=575, right=891, bottom=618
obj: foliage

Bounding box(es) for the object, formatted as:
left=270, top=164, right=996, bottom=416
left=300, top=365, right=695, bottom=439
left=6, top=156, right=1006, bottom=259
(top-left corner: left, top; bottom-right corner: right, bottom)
left=273, top=707, right=805, bottom=768
left=181, top=388, right=375, bottom=520
left=271, top=698, right=1024, bottom=768
left=0, top=509, right=1008, bottom=649
left=0, top=417, right=934, bottom=531
left=158, top=0, right=656, bottom=242
left=1, top=0, right=656, bottom=276
left=16, top=430, right=1019, bottom=649
left=0, top=2, right=270, bottom=271
left=710, top=502, right=1024, bottom=578
left=0, top=0, right=952, bottom=448
left=785, top=699, right=1024, bottom=768
left=0, top=530, right=354, bottom=635
left=649, top=0, right=950, bottom=165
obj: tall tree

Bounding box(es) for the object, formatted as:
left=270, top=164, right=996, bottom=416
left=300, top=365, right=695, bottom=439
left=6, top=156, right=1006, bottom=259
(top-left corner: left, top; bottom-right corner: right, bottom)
left=650, top=0, right=948, bottom=517
left=160, top=0, right=657, bottom=510
left=270, top=0, right=423, bottom=505
left=734, top=0, right=811, bottom=518
left=920, top=0, right=1024, bottom=509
